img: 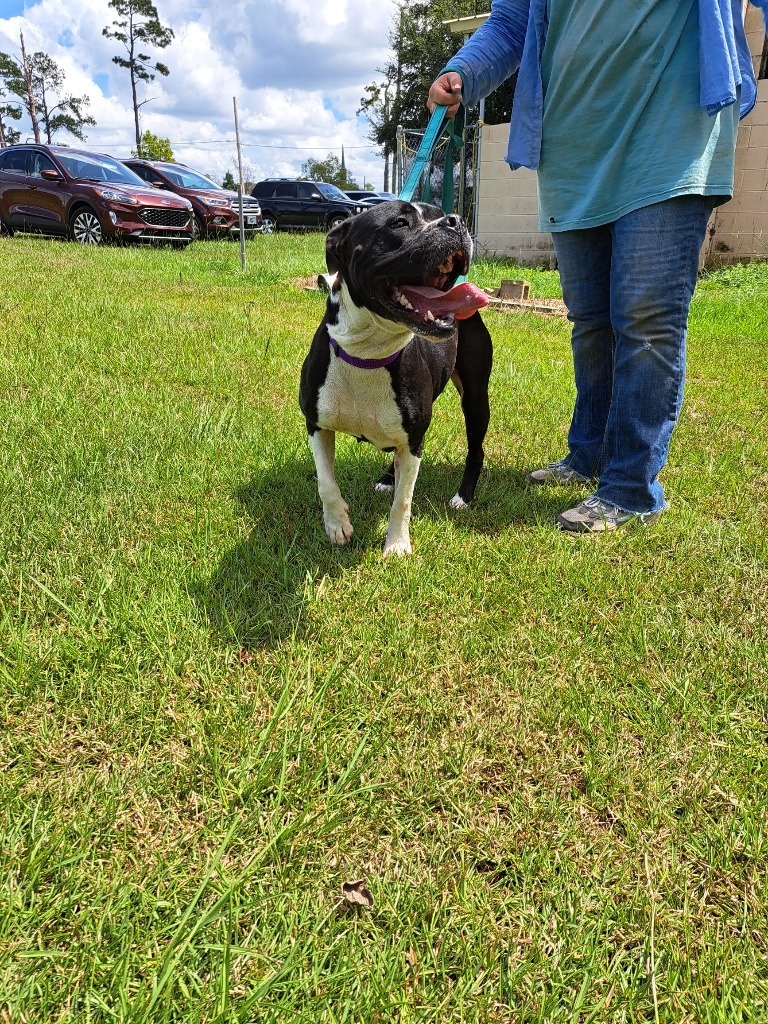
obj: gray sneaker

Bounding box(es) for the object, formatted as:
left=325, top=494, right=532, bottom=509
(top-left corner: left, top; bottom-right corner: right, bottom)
left=557, top=494, right=666, bottom=534
left=526, top=460, right=592, bottom=486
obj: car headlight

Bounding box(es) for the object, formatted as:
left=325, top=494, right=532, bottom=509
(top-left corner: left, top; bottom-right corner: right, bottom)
left=200, top=196, right=230, bottom=207
left=94, top=188, right=139, bottom=204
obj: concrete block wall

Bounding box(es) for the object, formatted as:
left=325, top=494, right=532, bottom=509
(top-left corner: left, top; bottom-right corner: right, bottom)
left=704, top=7, right=768, bottom=264
left=475, top=123, right=555, bottom=266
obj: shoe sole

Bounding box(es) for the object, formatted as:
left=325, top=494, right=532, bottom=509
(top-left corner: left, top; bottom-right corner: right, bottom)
left=557, top=509, right=665, bottom=534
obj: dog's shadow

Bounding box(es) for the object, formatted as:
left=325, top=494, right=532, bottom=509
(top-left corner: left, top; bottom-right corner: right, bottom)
left=196, top=442, right=569, bottom=651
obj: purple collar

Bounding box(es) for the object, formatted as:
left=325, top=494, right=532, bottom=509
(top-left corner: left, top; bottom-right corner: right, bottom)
left=329, top=336, right=402, bottom=369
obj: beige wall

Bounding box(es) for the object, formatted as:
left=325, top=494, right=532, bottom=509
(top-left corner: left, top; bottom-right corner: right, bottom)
left=704, top=6, right=768, bottom=264
left=476, top=8, right=768, bottom=267
left=475, top=123, right=555, bottom=266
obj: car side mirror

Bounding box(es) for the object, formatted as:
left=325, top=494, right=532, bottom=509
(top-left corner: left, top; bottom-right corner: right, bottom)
left=40, top=169, right=64, bottom=182
left=151, top=181, right=165, bottom=188
left=312, top=193, right=323, bottom=201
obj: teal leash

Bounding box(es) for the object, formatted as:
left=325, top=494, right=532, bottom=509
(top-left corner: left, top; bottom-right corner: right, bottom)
left=398, top=105, right=469, bottom=284
left=398, top=105, right=448, bottom=204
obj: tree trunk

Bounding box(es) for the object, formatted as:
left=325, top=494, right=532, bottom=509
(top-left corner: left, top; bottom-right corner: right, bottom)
left=19, top=32, right=41, bottom=144
left=129, top=8, right=141, bottom=155
left=131, top=70, right=140, bottom=154
left=40, top=80, right=52, bottom=143
left=0, top=116, right=6, bottom=149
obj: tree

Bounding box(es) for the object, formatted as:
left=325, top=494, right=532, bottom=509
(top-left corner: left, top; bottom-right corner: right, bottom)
left=30, top=53, right=95, bottom=143
left=0, top=39, right=95, bottom=144
left=359, top=2, right=513, bottom=186
left=0, top=105, right=21, bottom=148
left=103, top=0, right=174, bottom=157
left=0, top=74, right=22, bottom=147
left=221, top=170, right=236, bottom=190
left=132, top=129, right=173, bottom=160
left=300, top=154, right=361, bottom=190
left=0, top=33, right=41, bottom=142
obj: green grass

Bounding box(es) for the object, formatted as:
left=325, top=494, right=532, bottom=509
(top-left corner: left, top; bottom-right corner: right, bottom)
left=0, top=232, right=767, bottom=1023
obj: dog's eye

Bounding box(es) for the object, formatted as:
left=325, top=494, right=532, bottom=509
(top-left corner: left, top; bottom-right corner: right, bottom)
left=388, top=217, right=409, bottom=230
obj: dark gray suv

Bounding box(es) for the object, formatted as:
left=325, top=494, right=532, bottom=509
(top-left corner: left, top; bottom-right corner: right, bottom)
left=251, top=179, right=363, bottom=233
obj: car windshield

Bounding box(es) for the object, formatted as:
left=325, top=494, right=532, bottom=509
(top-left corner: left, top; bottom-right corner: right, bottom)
left=161, top=166, right=223, bottom=190
left=317, top=183, right=350, bottom=201
left=56, top=152, right=146, bottom=186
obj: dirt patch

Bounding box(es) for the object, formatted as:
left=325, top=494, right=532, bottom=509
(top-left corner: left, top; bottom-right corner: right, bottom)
left=483, top=289, right=568, bottom=318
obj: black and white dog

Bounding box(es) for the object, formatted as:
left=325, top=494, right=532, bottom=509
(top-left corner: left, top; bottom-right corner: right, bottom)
left=299, top=200, right=492, bottom=556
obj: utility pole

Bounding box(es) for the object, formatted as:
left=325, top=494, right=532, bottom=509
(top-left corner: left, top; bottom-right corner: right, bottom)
left=382, top=83, right=390, bottom=192
left=233, top=96, right=246, bottom=272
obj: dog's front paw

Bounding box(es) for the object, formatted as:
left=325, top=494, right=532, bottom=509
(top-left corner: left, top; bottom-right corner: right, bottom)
left=382, top=534, right=412, bottom=557
left=324, top=509, right=354, bottom=545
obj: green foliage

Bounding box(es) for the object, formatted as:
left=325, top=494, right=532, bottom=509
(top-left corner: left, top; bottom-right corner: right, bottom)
left=103, top=0, right=174, bottom=82
left=360, top=1, right=514, bottom=159
left=0, top=47, right=95, bottom=143
left=133, top=128, right=174, bottom=160
left=299, top=153, right=361, bottom=190
left=221, top=170, right=237, bottom=190
left=0, top=71, right=22, bottom=146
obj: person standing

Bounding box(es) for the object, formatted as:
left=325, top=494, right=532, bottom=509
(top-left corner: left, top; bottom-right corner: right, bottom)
left=429, top=0, right=768, bottom=533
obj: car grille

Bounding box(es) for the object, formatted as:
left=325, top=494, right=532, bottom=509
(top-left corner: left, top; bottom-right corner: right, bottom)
left=233, top=198, right=261, bottom=213
left=140, top=207, right=190, bottom=227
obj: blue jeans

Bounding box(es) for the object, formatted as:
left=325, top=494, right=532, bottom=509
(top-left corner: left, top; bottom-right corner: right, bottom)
left=551, top=195, right=716, bottom=514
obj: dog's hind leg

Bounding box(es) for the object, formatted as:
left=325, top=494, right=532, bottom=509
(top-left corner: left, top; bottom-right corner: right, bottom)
left=451, top=314, right=493, bottom=508
left=308, top=429, right=354, bottom=544
left=375, top=461, right=395, bottom=493
left=382, top=446, right=422, bottom=557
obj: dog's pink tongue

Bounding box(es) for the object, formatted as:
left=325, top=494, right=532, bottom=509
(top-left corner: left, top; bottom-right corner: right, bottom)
left=400, top=280, right=489, bottom=321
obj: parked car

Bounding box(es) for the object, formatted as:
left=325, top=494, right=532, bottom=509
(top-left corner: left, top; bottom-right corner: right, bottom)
left=0, top=143, right=194, bottom=245
left=251, top=179, right=364, bottom=233
left=345, top=190, right=398, bottom=203
left=123, top=159, right=263, bottom=239
left=357, top=196, right=396, bottom=207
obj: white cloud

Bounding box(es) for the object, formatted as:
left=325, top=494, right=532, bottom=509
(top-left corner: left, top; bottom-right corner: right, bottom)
left=0, top=0, right=399, bottom=188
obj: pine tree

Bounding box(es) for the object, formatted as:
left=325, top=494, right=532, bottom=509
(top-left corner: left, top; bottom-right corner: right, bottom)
left=103, top=0, right=174, bottom=157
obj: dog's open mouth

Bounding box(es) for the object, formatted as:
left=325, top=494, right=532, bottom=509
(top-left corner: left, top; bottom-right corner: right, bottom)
left=388, top=249, right=488, bottom=332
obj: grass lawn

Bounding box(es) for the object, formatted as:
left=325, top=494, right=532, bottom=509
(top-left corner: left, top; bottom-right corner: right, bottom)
left=0, top=231, right=767, bottom=1023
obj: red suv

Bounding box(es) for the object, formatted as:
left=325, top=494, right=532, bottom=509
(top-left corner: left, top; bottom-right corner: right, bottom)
left=0, top=144, right=194, bottom=245
left=123, top=159, right=263, bottom=239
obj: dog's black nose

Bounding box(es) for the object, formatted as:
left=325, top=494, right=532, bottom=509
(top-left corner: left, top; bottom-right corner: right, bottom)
left=438, top=214, right=461, bottom=230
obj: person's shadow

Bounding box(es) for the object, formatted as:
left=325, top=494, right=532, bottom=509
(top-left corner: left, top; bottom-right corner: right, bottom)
left=196, top=438, right=569, bottom=652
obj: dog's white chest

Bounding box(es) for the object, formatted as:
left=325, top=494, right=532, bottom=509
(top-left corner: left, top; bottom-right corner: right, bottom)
left=316, top=356, right=407, bottom=450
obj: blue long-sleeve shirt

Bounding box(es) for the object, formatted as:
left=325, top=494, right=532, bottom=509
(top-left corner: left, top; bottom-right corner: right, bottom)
left=444, top=0, right=768, bottom=171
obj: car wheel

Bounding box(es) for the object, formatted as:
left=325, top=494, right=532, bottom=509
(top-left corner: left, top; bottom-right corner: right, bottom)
left=0, top=218, right=13, bottom=237
left=70, top=207, right=103, bottom=245
left=261, top=214, right=277, bottom=234
left=191, top=215, right=207, bottom=241
left=328, top=215, right=348, bottom=230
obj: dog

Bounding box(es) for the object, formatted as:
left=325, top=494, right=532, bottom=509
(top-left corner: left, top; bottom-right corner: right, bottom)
left=299, top=200, right=493, bottom=556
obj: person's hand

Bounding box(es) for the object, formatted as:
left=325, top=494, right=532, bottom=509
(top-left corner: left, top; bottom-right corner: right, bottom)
left=428, top=72, right=463, bottom=117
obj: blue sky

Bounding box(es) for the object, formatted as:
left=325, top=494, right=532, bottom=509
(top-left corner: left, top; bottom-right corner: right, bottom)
left=0, top=0, right=401, bottom=187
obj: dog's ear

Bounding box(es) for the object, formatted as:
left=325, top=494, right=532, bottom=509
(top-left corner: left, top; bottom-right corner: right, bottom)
left=325, top=218, right=354, bottom=274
